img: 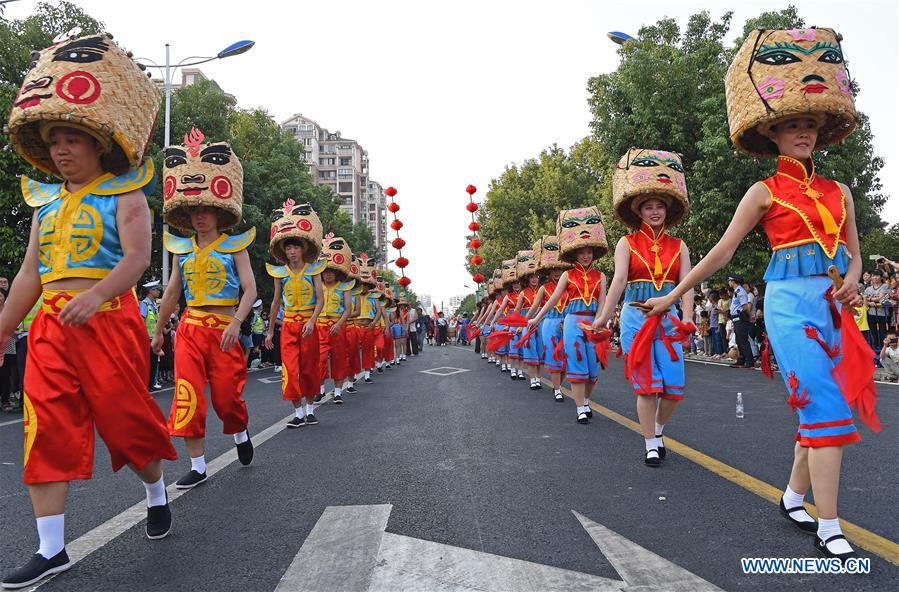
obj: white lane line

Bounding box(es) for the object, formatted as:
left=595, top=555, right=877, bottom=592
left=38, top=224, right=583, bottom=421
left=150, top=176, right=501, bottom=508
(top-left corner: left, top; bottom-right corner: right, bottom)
left=33, top=412, right=294, bottom=589
left=0, top=417, right=23, bottom=427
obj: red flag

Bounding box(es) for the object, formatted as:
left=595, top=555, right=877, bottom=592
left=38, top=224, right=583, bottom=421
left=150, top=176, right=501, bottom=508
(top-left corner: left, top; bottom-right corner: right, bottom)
left=833, top=307, right=881, bottom=432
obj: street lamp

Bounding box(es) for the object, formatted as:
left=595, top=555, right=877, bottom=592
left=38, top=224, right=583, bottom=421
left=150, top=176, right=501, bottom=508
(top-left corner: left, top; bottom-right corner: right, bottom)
left=137, top=40, right=255, bottom=287
left=606, top=31, right=634, bottom=45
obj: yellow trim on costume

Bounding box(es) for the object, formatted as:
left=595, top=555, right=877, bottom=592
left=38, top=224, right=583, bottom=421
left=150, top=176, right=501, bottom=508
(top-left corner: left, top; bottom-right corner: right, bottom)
left=337, top=279, right=356, bottom=292
left=23, top=393, right=37, bottom=467
left=21, top=176, right=63, bottom=207
left=284, top=306, right=316, bottom=314
left=40, top=289, right=127, bottom=315
left=306, top=260, right=327, bottom=276
left=164, top=232, right=195, bottom=254
left=266, top=263, right=290, bottom=278
left=770, top=238, right=848, bottom=251
left=626, top=235, right=681, bottom=291
left=283, top=311, right=312, bottom=323
left=93, top=161, right=155, bottom=195
left=182, top=309, right=234, bottom=330
left=39, top=268, right=111, bottom=283
left=216, top=228, right=256, bottom=253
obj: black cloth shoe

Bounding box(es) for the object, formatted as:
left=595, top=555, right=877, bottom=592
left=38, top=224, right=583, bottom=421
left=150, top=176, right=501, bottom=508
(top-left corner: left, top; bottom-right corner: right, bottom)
left=779, top=498, right=817, bottom=534
left=815, top=534, right=857, bottom=563
left=305, top=413, right=319, bottom=425
left=656, top=435, right=667, bottom=459
left=2, top=549, right=71, bottom=589
left=175, top=469, right=207, bottom=490
left=554, top=392, right=564, bottom=402
left=577, top=413, right=589, bottom=424
left=333, top=394, right=344, bottom=404
left=146, top=501, right=171, bottom=540
left=345, top=386, right=358, bottom=394
left=314, top=393, right=326, bottom=402
left=364, top=377, right=373, bottom=383
left=236, top=434, right=253, bottom=466
left=286, top=416, right=306, bottom=429
left=585, top=409, right=593, bottom=419
left=377, top=367, right=384, bottom=373
left=644, top=449, right=661, bottom=467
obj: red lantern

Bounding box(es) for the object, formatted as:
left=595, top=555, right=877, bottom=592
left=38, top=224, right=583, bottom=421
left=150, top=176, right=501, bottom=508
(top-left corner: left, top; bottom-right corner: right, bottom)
left=391, top=237, right=406, bottom=249
left=385, top=186, right=397, bottom=197
left=473, top=273, right=485, bottom=283
left=468, top=222, right=480, bottom=231
left=466, top=202, right=478, bottom=213
left=469, top=239, right=482, bottom=249
left=395, top=257, right=409, bottom=268
left=390, top=219, right=403, bottom=231
left=387, top=202, right=400, bottom=213
left=470, top=255, right=483, bottom=266
left=398, top=276, right=411, bottom=287
left=466, top=185, right=477, bottom=195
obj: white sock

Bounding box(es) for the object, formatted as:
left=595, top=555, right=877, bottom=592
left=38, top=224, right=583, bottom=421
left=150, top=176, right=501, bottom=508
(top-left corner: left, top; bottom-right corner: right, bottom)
left=295, top=407, right=304, bottom=419
left=577, top=405, right=589, bottom=415
left=233, top=430, right=249, bottom=444
left=645, top=438, right=657, bottom=452
left=584, top=398, right=591, bottom=406
left=334, top=387, right=342, bottom=397
left=364, top=370, right=371, bottom=379
left=306, top=403, right=315, bottom=416
left=190, top=455, right=206, bottom=474
left=320, top=384, right=325, bottom=395
left=36, top=514, right=65, bottom=559
left=554, top=388, right=562, bottom=396
left=144, top=475, right=167, bottom=508
left=343, top=380, right=352, bottom=389
left=817, top=518, right=853, bottom=553
left=782, top=485, right=806, bottom=509
left=655, top=422, right=665, bottom=436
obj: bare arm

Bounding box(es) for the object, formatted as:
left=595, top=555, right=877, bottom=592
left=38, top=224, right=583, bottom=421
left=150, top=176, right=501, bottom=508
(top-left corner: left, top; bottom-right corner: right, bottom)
left=0, top=215, right=42, bottom=344
left=525, top=287, right=546, bottom=318
left=488, top=295, right=509, bottom=326
left=529, top=271, right=570, bottom=327
left=597, top=238, right=630, bottom=326
left=645, top=183, right=769, bottom=316
left=304, top=275, right=325, bottom=337
left=221, top=249, right=257, bottom=351
left=679, top=242, right=695, bottom=324
left=59, top=189, right=151, bottom=326
left=332, top=290, right=352, bottom=334
left=594, top=273, right=607, bottom=324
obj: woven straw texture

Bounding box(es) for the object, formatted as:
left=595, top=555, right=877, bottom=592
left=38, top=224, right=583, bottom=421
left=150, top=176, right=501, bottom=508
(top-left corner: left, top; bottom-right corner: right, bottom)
left=501, top=258, right=519, bottom=288
left=557, top=206, right=608, bottom=263
left=491, top=269, right=503, bottom=294
left=536, top=234, right=573, bottom=271
left=7, top=33, right=160, bottom=178
left=162, top=129, right=243, bottom=230
left=359, top=260, right=377, bottom=288
left=321, top=234, right=353, bottom=280
left=269, top=199, right=323, bottom=264
left=725, top=27, right=857, bottom=156
left=516, top=250, right=537, bottom=281
left=612, top=148, right=689, bottom=229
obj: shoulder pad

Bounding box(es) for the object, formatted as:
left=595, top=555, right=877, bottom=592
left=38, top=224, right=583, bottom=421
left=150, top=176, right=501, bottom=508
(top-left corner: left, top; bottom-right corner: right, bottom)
left=164, top=232, right=195, bottom=254
left=350, top=285, right=365, bottom=296
left=93, top=161, right=156, bottom=196
left=266, top=263, right=289, bottom=278
left=216, top=228, right=256, bottom=253
left=337, top=279, right=356, bottom=292
left=21, top=176, right=62, bottom=208
left=306, top=260, right=327, bottom=276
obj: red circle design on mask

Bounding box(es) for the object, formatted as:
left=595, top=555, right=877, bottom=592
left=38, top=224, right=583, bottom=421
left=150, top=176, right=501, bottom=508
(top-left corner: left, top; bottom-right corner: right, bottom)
left=350, top=264, right=359, bottom=274
left=163, top=176, right=177, bottom=200
left=332, top=253, right=345, bottom=265
left=210, top=176, right=233, bottom=199
left=56, top=71, right=101, bottom=104
left=297, top=219, right=312, bottom=231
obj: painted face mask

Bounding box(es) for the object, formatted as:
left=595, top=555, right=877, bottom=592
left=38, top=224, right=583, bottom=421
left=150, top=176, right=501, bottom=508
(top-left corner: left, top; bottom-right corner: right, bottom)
left=321, top=233, right=353, bottom=281
left=491, top=269, right=503, bottom=295
left=7, top=33, right=161, bottom=178
left=726, top=27, right=857, bottom=156
left=535, top=235, right=571, bottom=271
left=557, top=206, right=608, bottom=263
left=516, top=250, right=537, bottom=281
left=612, top=148, right=689, bottom=229
left=162, top=128, right=244, bottom=231
left=501, top=258, right=518, bottom=288
left=269, top=198, right=323, bottom=263
left=357, top=253, right=378, bottom=288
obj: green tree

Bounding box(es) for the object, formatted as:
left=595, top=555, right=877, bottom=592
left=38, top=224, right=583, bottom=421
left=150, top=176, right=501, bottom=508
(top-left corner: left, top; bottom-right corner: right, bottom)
left=456, top=293, right=476, bottom=316
left=0, top=1, right=104, bottom=277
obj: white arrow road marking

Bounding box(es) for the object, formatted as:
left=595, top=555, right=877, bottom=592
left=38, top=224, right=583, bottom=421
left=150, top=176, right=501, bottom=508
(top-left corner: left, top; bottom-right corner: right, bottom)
left=278, top=505, right=721, bottom=592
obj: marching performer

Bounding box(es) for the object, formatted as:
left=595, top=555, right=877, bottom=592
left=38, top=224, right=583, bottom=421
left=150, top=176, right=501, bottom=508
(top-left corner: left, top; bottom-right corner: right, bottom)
left=342, top=256, right=365, bottom=393
left=529, top=207, right=608, bottom=423
left=595, top=148, right=693, bottom=466
left=317, top=235, right=355, bottom=404
left=355, top=256, right=383, bottom=384
left=529, top=236, right=572, bottom=401
left=513, top=250, right=543, bottom=389
left=1, top=34, right=178, bottom=587
left=264, top=200, right=325, bottom=427
left=487, top=259, right=519, bottom=374
left=155, top=128, right=257, bottom=489
left=644, top=27, right=879, bottom=561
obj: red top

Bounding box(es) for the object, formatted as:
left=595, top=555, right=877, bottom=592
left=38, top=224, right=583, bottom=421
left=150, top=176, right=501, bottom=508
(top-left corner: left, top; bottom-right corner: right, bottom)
left=520, top=286, right=538, bottom=311
left=565, top=263, right=604, bottom=306
left=543, top=280, right=568, bottom=314
left=761, top=156, right=847, bottom=259
left=625, top=224, right=682, bottom=289
left=503, top=290, right=519, bottom=314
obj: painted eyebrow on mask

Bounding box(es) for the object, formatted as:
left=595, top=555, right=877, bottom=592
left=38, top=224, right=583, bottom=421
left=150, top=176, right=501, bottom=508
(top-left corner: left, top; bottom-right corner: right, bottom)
left=200, top=145, right=232, bottom=156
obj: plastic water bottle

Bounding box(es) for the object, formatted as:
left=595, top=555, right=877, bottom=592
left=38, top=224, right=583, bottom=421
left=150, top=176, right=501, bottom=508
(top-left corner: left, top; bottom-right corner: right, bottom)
left=736, top=392, right=744, bottom=419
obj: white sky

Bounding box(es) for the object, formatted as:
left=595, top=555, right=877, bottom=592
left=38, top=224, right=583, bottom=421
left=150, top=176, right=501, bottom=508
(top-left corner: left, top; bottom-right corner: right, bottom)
left=8, top=0, right=897, bottom=307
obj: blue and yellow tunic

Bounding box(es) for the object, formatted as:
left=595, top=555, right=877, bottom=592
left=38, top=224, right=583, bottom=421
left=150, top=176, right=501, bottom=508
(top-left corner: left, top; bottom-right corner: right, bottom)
left=23, top=162, right=156, bottom=284
left=165, top=228, right=256, bottom=307
left=266, top=260, right=326, bottom=313
left=320, top=280, right=356, bottom=320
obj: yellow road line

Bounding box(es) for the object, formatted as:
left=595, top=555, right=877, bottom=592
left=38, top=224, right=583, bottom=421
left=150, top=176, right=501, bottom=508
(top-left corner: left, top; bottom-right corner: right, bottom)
left=540, top=378, right=899, bottom=566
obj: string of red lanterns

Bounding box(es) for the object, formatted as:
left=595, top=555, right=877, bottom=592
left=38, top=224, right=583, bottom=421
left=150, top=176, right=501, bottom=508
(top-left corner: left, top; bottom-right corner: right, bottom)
left=386, top=186, right=411, bottom=288
left=465, top=185, right=486, bottom=284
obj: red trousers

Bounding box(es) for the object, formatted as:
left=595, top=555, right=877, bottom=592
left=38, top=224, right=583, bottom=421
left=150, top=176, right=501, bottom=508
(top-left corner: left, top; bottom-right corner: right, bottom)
left=318, top=319, right=349, bottom=383
left=280, top=312, right=320, bottom=401
left=378, top=328, right=393, bottom=361
left=23, top=290, right=177, bottom=484
left=168, top=310, right=248, bottom=438
left=345, top=324, right=362, bottom=377
left=361, top=325, right=377, bottom=369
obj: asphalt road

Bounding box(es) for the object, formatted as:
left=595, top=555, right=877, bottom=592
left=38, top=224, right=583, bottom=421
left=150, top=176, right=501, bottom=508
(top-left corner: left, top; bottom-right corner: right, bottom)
left=0, top=344, right=896, bottom=591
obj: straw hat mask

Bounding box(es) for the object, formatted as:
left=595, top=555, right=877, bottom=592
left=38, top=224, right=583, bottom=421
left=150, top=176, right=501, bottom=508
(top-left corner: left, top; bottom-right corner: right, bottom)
left=612, top=149, right=689, bottom=229
left=557, top=206, right=609, bottom=263
left=725, top=27, right=857, bottom=156
left=7, top=33, right=160, bottom=178
left=516, top=250, right=537, bottom=282
left=163, top=128, right=244, bottom=231
left=321, top=234, right=353, bottom=281
left=269, top=199, right=323, bottom=264
left=535, top=234, right=571, bottom=271
left=501, top=258, right=518, bottom=288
